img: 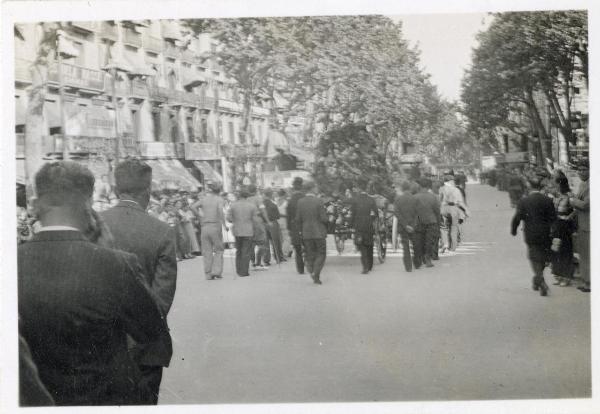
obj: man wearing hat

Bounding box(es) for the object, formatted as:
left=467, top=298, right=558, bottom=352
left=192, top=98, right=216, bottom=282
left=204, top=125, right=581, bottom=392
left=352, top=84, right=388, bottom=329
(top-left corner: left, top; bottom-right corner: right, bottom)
left=438, top=173, right=468, bottom=252
left=287, top=177, right=306, bottom=274
left=570, top=160, right=590, bottom=292
left=101, top=159, right=177, bottom=404
left=192, top=182, right=226, bottom=280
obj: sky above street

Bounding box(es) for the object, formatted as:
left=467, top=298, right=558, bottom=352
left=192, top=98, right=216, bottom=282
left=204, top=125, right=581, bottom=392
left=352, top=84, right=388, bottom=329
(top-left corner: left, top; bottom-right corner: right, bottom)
left=393, top=13, right=492, bottom=102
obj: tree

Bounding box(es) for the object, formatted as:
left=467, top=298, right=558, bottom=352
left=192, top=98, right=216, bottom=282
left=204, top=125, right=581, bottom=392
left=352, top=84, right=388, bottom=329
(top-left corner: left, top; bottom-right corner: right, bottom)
left=461, top=11, right=588, bottom=165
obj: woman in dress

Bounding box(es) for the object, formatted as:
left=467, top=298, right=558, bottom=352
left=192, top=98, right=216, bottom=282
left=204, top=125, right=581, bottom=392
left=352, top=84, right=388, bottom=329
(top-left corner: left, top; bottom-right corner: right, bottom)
left=275, top=189, right=293, bottom=257
left=177, top=200, right=198, bottom=258
left=550, top=175, right=576, bottom=287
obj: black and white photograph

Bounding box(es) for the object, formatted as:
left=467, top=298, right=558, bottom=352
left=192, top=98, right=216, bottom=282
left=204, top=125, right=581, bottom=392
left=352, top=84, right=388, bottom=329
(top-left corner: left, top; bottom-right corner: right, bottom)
left=1, top=0, right=597, bottom=413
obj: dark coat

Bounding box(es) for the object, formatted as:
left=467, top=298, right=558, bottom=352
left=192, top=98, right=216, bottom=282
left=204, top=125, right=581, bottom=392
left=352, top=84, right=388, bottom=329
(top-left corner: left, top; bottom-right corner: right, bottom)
left=511, top=191, right=557, bottom=246
left=286, top=190, right=305, bottom=244
left=295, top=194, right=328, bottom=240
left=394, top=193, right=419, bottom=231
left=414, top=191, right=441, bottom=226
left=101, top=201, right=177, bottom=367
left=350, top=192, right=377, bottom=237
left=18, top=230, right=167, bottom=406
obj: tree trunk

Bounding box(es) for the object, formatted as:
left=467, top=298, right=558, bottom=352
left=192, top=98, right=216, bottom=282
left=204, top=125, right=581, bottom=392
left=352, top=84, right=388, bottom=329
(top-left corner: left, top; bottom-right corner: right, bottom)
left=24, top=62, right=49, bottom=198
left=241, top=91, right=253, bottom=144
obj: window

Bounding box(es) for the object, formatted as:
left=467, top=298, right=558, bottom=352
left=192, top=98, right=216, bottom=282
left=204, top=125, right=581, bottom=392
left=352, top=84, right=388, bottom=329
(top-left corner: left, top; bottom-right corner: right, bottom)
left=197, top=66, right=206, bottom=72
left=217, top=119, right=223, bottom=141
left=574, top=87, right=580, bottom=95
left=201, top=118, right=208, bottom=142
left=72, top=41, right=85, bottom=66
left=228, top=121, right=235, bottom=143
left=152, top=111, right=161, bottom=141
left=502, top=134, right=509, bottom=153
left=402, top=142, right=415, bottom=154
left=186, top=117, right=194, bottom=141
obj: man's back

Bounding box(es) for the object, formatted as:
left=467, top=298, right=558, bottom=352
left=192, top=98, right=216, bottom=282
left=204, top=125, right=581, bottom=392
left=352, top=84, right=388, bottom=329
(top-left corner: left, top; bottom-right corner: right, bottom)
left=194, top=193, right=224, bottom=225
left=18, top=231, right=165, bottom=405
left=511, top=192, right=556, bottom=246
left=296, top=195, right=327, bottom=239
left=350, top=193, right=377, bottom=235
left=229, top=199, right=257, bottom=237
left=414, top=191, right=440, bottom=225
left=394, top=193, right=419, bottom=229
left=101, top=201, right=177, bottom=315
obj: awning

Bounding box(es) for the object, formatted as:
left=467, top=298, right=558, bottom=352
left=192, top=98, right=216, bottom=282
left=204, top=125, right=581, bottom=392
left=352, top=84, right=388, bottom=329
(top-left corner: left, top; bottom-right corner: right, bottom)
left=146, top=159, right=201, bottom=191
left=123, top=52, right=155, bottom=77
left=192, top=161, right=222, bottom=184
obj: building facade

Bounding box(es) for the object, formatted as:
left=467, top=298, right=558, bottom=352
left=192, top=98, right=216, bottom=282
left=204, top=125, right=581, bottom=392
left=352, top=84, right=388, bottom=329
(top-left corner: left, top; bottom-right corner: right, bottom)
left=15, top=20, right=275, bottom=192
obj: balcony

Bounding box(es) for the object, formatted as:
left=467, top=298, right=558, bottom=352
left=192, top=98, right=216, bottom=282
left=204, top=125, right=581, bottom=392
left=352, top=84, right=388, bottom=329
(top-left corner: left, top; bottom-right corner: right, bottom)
left=48, top=62, right=105, bottom=92
left=181, top=67, right=206, bottom=89
left=143, top=35, right=162, bottom=53
left=218, top=98, right=243, bottom=113
left=131, top=78, right=149, bottom=97
left=252, top=106, right=270, bottom=117
left=15, top=58, right=33, bottom=84
left=70, top=21, right=96, bottom=32
left=163, top=41, right=181, bottom=59
left=99, top=21, right=118, bottom=41
left=139, top=142, right=184, bottom=158
left=123, top=28, right=142, bottom=48
left=148, top=85, right=169, bottom=102
left=181, top=49, right=197, bottom=63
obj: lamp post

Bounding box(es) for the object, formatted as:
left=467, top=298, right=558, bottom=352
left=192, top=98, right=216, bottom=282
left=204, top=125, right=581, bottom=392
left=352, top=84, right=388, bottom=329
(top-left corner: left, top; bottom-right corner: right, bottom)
left=102, top=62, right=132, bottom=163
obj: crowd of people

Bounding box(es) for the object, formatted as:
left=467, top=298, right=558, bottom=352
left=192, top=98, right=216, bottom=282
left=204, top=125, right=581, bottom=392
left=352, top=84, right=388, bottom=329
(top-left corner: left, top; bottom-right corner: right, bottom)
left=15, top=156, right=590, bottom=406
left=482, top=162, right=590, bottom=295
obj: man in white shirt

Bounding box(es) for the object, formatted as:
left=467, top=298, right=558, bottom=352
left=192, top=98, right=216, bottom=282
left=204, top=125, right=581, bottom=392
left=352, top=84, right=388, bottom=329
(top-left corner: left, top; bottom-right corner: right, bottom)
left=438, top=174, right=469, bottom=252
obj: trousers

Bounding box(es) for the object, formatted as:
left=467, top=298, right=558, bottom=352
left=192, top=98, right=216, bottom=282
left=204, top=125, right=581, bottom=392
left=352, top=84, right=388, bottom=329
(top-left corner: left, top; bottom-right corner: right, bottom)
left=399, top=229, right=413, bottom=272
left=266, top=221, right=284, bottom=263
left=293, top=242, right=305, bottom=274
left=441, top=205, right=460, bottom=251
left=413, top=223, right=438, bottom=267
left=303, top=238, right=327, bottom=280
left=138, top=365, right=163, bottom=405
left=235, top=237, right=253, bottom=276
left=200, top=223, right=224, bottom=278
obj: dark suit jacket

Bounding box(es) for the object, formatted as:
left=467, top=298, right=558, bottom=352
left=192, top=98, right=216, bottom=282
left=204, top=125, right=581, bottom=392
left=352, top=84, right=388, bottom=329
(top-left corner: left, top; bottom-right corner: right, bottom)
left=227, top=199, right=259, bottom=237
left=511, top=191, right=557, bottom=246
left=101, top=201, right=177, bottom=367
left=286, top=191, right=305, bottom=244
left=394, top=193, right=419, bottom=230
left=18, top=230, right=167, bottom=406
left=350, top=192, right=377, bottom=236
left=295, top=194, right=328, bottom=240
left=414, top=191, right=441, bottom=226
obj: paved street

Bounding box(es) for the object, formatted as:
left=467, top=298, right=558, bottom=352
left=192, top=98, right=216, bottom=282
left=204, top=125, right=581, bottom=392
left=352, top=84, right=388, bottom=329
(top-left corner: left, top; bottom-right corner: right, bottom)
left=160, top=183, right=591, bottom=404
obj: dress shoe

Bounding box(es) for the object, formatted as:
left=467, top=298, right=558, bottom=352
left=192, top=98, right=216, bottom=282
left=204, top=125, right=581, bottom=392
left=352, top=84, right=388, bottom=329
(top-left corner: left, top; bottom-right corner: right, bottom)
left=314, top=279, right=322, bottom=285
left=238, top=274, right=250, bottom=277
left=532, top=277, right=540, bottom=291
left=552, top=278, right=562, bottom=286
left=539, top=281, right=549, bottom=296
left=425, top=262, right=434, bottom=268
left=559, top=280, right=571, bottom=287
left=213, top=275, right=223, bottom=279
left=578, top=286, right=591, bottom=292
left=361, top=270, right=369, bottom=274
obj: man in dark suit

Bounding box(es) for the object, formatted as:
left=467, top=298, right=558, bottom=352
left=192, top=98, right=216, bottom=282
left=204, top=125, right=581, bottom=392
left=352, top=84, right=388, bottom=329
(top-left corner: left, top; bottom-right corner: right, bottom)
left=413, top=178, right=441, bottom=268
left=350, top=180, right=378, bottom=274
left=101, top=159, right=177, bottom=404
left=226, top=187, right=259, bottom=276
left=286, top=177, right=305, bottom=274
left=511, top=177, right=557, bottom=296
left=295, top=181, right=329, bottom=284
left=570, top=160, right=590, bottom=292
left=263, top=188, right=284, bottom=263
left=394, top=181, right=420, bottom=272
left=19, top=161, right=167, bottom=405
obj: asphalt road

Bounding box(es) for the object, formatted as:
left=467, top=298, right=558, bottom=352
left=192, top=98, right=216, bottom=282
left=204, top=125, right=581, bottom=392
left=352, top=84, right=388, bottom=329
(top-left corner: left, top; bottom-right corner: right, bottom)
left=159, top=183, right=591, bottom=404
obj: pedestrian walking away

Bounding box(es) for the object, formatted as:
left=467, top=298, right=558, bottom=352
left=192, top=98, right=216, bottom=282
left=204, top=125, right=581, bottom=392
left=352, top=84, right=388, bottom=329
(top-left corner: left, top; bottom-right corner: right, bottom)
left=414, top=178, right=441, bottom=268
left=287, top=177, right=306, bottom=274
left=394, top=181, right=419, bottom=272
left=227, top=188, right=260, bottom=277
left=101, top=160, right=178, bottom=405
left=511, top=177, right=557, bottom=296
left=295, top=181, right=329, bottom=284
left=349, top=180, right=378, bottom=274
left=192, top=182, right=226, bottom=280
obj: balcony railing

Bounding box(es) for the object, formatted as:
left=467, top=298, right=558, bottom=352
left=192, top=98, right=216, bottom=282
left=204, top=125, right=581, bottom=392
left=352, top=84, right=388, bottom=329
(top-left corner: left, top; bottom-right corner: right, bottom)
left=148, top=85, right=169, bottom=101
left=252, top=106, right=270, bottom=116
left=48, top=62, right=105, bottom=92
left=218, top=99, right=243, bottom=113
left=143, top=35, right=162, bottom=53
left=123, top=28, right=142, bottom=47
left=163, top=42, right=181, bottom=59
left=15, top=59, right=33, bottom=84
left=99, top=21, right=118, bottom=40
